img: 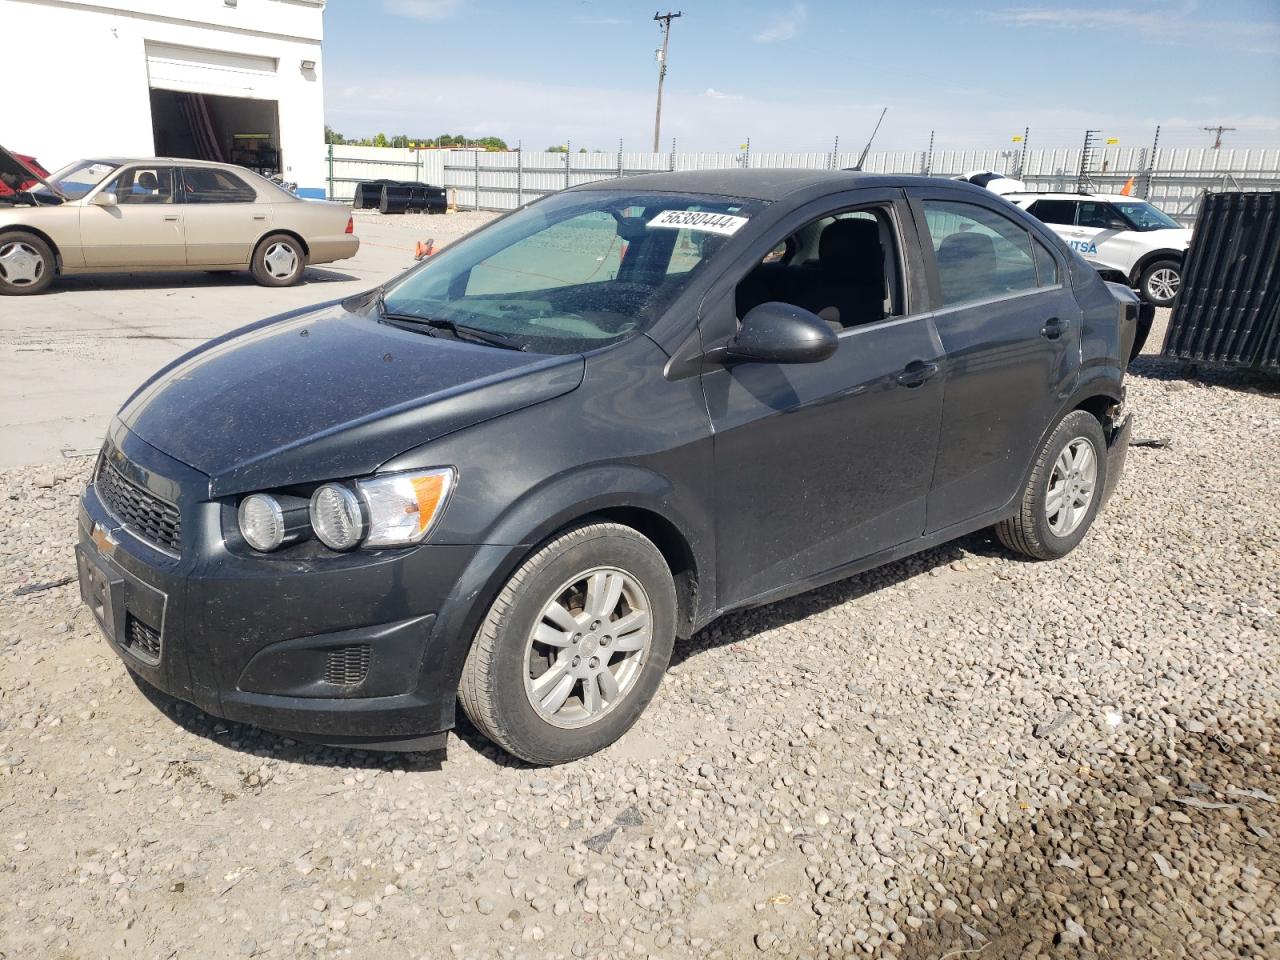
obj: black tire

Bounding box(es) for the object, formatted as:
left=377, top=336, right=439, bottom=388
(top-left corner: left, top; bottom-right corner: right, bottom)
left=250, top=233, right=306, bottom=287
left=1138, top=258, right=1181, bottom=307
left=459, top=521, right=676, bottom=765
left=995, top=410, right=1108, bottom=561
left=0, top=230, right=55, bottom=295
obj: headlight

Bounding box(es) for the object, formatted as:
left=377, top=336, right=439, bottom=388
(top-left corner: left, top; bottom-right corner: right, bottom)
left=237, top=493, right=308, bottom=552
left=357, top=468, right=455, bottom=547
left=310, top=483, right=367, bottom=551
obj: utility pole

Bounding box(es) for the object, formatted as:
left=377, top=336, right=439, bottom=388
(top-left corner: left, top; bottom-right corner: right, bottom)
left=652, top=11, right=682, bottom=153
left=1202, top=125, right=1236, bottom=150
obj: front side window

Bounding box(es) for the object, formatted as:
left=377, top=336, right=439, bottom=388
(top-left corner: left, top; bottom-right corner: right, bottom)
left=1076, top=201, right=1127, bottom=231
left=922, top=200, right=1040, bottom=306
left=182, top=167, right=257, bottom=204
left=107, top=166, right=175, bottom=205
left=736, top=207, right=903, bottom=329
left=382, top=190, right=762, bottom=354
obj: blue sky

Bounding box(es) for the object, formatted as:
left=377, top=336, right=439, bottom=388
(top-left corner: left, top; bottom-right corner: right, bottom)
left=322, top=0, right=1280, bottom=152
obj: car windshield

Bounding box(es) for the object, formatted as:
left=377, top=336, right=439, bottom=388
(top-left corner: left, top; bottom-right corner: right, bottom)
left=1113, top=200, right=1180, bottom=232
left=28, top=159, right=121, bottom=200
left=380, top=190, right=763, bottom=354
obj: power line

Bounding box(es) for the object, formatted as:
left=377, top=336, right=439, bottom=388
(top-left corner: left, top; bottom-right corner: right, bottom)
left=652, top=11, right=682, bottom=153
left=1202, top=125, right=1237, bottom=150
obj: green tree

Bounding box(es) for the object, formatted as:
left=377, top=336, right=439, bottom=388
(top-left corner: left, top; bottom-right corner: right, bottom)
left=371, top=132, right=390, bottom=148
left=546, top=145, right=568, bottom=153
left=324, top=126, right=346, bottom=145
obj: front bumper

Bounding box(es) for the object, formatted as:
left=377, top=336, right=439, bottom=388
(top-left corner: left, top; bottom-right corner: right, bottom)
left=75, top=424, right=504, bottom=751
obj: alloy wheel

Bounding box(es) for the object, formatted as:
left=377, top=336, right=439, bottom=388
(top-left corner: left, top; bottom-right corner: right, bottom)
left=1147, top=267, right=1179, bottom=303
left=263, top=242, right=299, bottom=280
left=0, top=241, right=44, bottom=287
left=1045, top=437, right=1097, bottom=537
left=524, top=566, right=653, bottom=729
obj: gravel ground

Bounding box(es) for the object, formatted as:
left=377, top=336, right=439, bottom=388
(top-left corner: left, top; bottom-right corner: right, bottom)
left=1, top=311, right=1277, bottom=959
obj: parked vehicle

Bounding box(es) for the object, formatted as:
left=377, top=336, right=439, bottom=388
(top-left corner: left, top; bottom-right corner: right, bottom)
left=1007, top=191, right=1191, bottom=306
left=0, top=149, right=49, bottom=199
left=76, top=170, right=1138, bottom=764
left=0, top=147, right=358, bottom=295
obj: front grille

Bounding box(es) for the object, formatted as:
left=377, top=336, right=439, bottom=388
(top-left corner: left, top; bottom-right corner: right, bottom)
left=324, top=645, right=371, bottom=685
left=95, top=457, right=181, bottom=553
left=125, top=613, right=162, bottom=661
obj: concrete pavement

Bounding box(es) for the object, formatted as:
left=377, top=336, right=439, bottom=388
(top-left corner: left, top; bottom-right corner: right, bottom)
left=0, top=210, right=495, bottom=467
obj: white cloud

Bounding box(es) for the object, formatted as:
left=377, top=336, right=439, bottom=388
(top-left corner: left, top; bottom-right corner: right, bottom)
left=755, top=2, right=807, bottom=43
left=987, top=1, right=1280, bottom=53
left=702, top=88, right=742, bottom=101
left=383, top=0, right=464, bottom=21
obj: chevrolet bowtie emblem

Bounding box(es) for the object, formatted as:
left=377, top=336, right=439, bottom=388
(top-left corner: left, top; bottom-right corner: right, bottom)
left=91, top=523, right=119, bottom=557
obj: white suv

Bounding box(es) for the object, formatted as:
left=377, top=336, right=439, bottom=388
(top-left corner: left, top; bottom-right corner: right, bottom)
left=1006, top=193, right=1192, bottom=306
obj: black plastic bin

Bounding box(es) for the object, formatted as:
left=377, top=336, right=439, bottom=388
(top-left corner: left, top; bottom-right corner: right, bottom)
left=353, top=179, right=447, bottom=215
left=1162, top=191, right=1280, bottom=369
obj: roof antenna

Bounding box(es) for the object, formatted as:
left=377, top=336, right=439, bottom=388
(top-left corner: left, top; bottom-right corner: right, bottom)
left=851, top=108, right=887, bottom=171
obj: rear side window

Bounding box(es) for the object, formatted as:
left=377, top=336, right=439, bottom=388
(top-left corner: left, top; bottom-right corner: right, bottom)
left=1028, top=199, right=1077, bottom=225
left=922, top=200, right=1041, bottom=306
left=182, top=167, right=257, bottom=204
left=1032, top=237, right=1059, bottom=286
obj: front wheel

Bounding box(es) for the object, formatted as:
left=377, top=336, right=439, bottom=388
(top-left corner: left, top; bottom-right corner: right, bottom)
left=1138, top=258, right=1181, bottom=307
left=459, top=522, right=676, bottom=764
left=995, top=410, right=1108, bottom=561
left=251, top=233, right=306, bottom=287
left=0, top=231, right=55, bottom=295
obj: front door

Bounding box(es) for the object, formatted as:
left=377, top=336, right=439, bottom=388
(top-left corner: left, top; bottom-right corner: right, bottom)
left=179, top=166, right=266, bottom=266
left=907, top=190, right=1081, bottom=532
left=701, top=192, right=945, bottom=608
left=1066, top=199, right=1129, bottom=271
left=79, top=165, right=185, bottom=267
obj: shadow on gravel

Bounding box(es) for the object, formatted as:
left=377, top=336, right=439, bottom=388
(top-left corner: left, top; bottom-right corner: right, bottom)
left=127, top=671, right=446, bottom=773
left=48, top=267, right=360, bottom=294
left=671, top=534, right=991, bottom=668
left=894, top=717, right=1279, bottom=960
left=1129, top=355, right=1280, bottom=398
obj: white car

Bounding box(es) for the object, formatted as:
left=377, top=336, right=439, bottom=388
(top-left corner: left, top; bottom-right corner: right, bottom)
left=1006, top=192, right=1191, bottom=306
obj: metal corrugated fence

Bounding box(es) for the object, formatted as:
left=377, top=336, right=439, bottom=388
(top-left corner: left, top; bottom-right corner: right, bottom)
left=324, top=144, right=1280, bottom=225
left=1163, top=191, right=1280, bottom=369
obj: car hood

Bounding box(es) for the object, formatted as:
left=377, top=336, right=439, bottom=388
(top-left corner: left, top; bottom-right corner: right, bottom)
left=118, top=301, right=585, bottom=496
left=0, top=143, right=59, bottom=196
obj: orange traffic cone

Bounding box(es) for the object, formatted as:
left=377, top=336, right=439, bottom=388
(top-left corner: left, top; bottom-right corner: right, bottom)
left=414, top=238, right=437, bottom=260
left=1119, top=177, right=1135, bottom=196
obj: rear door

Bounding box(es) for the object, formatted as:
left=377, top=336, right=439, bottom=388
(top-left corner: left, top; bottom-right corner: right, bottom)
left=179, top=166, right=267, bottom=266
left=906, top=189, right=1079, bottom=532
left=78, top=165, right=185, bottom=267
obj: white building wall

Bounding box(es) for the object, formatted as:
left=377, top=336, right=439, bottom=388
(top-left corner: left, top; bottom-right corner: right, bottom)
left=0, top=0, right=327, bottom=195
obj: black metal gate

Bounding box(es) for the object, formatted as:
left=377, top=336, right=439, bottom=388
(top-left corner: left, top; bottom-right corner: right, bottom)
left=1162, top=191, right=1280, bottom=368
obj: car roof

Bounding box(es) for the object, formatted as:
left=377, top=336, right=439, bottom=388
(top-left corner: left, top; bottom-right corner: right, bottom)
left=569, top=168, right=976, bottom=202
left=93, top=157, right=250, bottom=170
left=1005, top=191, right=1138, bottom=202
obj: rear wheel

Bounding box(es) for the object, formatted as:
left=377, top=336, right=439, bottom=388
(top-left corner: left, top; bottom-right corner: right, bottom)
left=995, top=410, right=1108, bottom=561
left=0, top=231, right=54, bottom=295
left=1138, top=258, right=1181, bottom=307
left=251, top=233, right=305, bottom=287
left=459, top=522, right=676, bottom=764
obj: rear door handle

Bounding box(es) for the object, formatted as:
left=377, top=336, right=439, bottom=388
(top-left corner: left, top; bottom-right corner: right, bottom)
left=895, top=360, right=939, bottom=388
left=1041, top=317, right=1067, bottom=339
left=163, top=215, right=180, bottom=222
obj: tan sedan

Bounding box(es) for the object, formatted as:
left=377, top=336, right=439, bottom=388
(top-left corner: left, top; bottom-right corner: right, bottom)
left=0, top=150, right=358, bottom=295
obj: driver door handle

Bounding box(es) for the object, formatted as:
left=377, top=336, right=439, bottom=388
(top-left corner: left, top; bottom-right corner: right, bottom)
left=895, top=360, right=939, bottom=388
left=1041, top=317, right=1067, bottom=340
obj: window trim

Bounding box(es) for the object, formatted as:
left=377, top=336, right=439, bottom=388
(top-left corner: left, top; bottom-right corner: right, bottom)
left=178, top=166, right=259, bottom=205
left=105, top=164, right=179, bottom=206
left=909, top=193, right=1065, bottom=312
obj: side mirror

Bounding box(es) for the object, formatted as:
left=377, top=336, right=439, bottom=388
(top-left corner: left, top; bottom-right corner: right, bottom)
left=91, top=191, right=118, bottom=207
left=725, top=301, right=838, bottom=365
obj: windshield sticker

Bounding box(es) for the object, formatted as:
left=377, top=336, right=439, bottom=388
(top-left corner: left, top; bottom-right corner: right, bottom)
left=647, top=210, right=749, bottom=236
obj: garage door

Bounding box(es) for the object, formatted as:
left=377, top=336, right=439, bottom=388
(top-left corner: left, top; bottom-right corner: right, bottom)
left=145, top=41, right=278, bottom=99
